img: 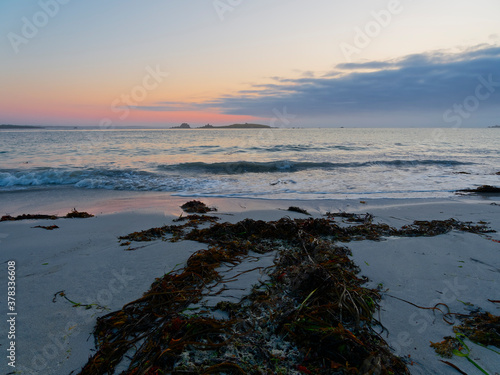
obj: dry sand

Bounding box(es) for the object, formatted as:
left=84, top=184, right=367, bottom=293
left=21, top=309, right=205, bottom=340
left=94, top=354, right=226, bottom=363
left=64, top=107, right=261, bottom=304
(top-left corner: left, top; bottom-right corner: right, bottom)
left=0, top=189, right=499, bottom=374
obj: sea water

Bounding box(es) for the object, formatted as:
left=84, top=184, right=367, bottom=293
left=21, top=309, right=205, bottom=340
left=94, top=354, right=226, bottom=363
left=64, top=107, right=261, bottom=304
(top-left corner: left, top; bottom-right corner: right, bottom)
left=0, top=127, right=498, bottom=199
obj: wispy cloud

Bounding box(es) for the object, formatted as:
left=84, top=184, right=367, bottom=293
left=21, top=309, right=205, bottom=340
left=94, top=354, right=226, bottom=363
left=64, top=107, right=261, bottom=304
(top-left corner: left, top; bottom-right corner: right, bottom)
left=129, top=101, right=199, bottom=112
left=135, top=45, right=500, bottom=124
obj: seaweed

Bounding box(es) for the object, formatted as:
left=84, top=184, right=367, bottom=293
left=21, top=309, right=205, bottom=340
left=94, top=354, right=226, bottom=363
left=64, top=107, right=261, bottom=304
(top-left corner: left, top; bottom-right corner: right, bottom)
left=78, top=213, right=495, bottom=374
left=454, top=311, right=500, bottom=347
left=326, top=212, right=373, bottom=224
left=430, top=337, right=461, bottom=358
left=120, top=215, right=493, bottom=246
left=255, top=240, right=407, bottom=374
left=180, top=200, right=217, bottom=214
left=431, top=310, right=500, bottom=374
left=53, top=291, right=108, bottom=310
left=78, top=248, right=243, bottom=374
left=32, top=225, right=59, bottom=230
left=1, top=213, right=58, bottom=221
left=287, top=206, right=311, bottom=216
left=173, top=214, right=220, bottom=223
left=0, top=209, right=94, bottom=222
left=439, top=360, right=468, bottom=375
left=65, top=208, right=94, bottom=218
left=118, top=215, right=220, bottom=243
left=457, top=185, right=500, bottom=194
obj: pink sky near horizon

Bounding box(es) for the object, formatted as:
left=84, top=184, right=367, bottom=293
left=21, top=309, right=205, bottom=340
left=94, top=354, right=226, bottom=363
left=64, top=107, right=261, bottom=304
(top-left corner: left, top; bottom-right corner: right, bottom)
left=1, top=105, right=260, bottom=128
left=0, top=66, right=262, bottom=127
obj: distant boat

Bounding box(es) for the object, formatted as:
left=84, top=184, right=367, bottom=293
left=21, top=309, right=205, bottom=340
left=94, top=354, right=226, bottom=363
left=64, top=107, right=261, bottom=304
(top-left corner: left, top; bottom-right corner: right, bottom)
left=198, top=123, right=271, bottom=129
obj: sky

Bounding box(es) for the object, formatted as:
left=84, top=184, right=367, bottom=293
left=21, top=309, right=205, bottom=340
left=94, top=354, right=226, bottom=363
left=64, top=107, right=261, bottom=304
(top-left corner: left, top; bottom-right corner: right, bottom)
left=1, top=0, right=499, bottom=128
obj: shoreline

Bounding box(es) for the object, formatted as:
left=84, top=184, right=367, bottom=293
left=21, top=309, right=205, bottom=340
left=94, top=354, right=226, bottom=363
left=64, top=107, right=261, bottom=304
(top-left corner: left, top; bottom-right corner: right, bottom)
left=1, top=186, right=498, bottom=216
left=0, top=191, right=499, bottom=374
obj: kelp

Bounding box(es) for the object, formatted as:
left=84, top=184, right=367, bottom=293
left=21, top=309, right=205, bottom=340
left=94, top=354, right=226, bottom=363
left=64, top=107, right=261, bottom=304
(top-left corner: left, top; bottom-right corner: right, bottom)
left=65, top=208, right=95, bottom=218
left=180, top=200, right=217, bottom=214
left=326, top=212, right=374, bottom=224
left=120, top=214, right=493, bottom=245
left=457, top=185, right=500, bottom=194
left=431, top=310, right=500, bottom=374
left=173, top=214, right=220, bottom=223
left=118, top=215, right=220, bottom=243
left=32, top=225, right=59, bottom=230
left=453, top=311, right=500, bottom=348
left=247, top=239, right=406, bottom=374
left=1, top=209, right=94, bottom=222
left=80, top=223, right=250, bottom=374
left=53, top=290, right=108, bottom=311
left=79, top=205, right=495, bottom=374
left=1, top=213, right=58, bottom=221
left=287, top=206, right=311, bottom=216
left=396, top=218, right=494, bottom=237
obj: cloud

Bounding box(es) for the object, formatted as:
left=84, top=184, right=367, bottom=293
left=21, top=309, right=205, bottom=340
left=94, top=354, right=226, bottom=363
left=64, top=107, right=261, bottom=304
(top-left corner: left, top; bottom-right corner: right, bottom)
left=209, top=45, right=500, bottom=117
left=127, top=101, right=200, bottom=112
left=135, top=44, right=500, bottom=124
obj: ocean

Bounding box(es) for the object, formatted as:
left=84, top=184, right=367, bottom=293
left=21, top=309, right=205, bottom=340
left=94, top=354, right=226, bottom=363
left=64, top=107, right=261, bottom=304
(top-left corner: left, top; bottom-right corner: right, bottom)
left=0, top=127, right=498, bottom=200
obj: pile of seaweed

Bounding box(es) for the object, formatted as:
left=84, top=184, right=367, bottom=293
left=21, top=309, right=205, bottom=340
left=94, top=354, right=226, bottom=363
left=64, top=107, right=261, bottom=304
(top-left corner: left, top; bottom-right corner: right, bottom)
left=118, top=215, right=220, bottom=243
left=431, top=311, right=500, bottom=358
left=456, top=185, right=500, bottom=194
left=430, top=309, right=500, bottom=374
left=0, top=208, right=94, bottom=222
left=118, top=214, right=493, bottom=244
left=180, top=200, right=217, bottom=214
left=78, top=211, right=494, bottom=375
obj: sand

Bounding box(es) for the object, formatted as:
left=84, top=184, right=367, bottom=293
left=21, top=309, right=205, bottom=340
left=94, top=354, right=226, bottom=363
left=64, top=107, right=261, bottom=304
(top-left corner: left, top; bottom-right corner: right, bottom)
left=0, top=189, right=499, bottom=374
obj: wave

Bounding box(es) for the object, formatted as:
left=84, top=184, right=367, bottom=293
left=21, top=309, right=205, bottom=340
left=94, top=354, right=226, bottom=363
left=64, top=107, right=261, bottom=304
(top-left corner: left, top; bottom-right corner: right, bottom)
left=0, top=169, right=163, bottom=190
left=157, top=159, right=473, bottom=175
left=0, top=168, right=229, bottom=192
left=0, top=169, right=82, bottom=187
left=236, top=144, right=366, bottom=153
left=0, top=158, right=475, bottom=192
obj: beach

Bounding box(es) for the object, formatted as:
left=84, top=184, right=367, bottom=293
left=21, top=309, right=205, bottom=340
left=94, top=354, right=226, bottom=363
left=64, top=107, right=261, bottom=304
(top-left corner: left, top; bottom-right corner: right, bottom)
left=4, top=0, right=500, bottom=373
left=1, top=189, right=499, bottom=374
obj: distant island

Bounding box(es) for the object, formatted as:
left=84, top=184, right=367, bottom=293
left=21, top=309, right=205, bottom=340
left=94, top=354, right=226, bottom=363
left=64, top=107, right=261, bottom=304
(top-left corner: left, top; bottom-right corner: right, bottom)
left=488, top=125, right=500, bottom=128
left=171, top=123, right=192, bottom=129
left=201, top=123, right=271, bottom=129
left=0, top=124, right=45, bottom=129
left=171, top=123, right=271, bottom=129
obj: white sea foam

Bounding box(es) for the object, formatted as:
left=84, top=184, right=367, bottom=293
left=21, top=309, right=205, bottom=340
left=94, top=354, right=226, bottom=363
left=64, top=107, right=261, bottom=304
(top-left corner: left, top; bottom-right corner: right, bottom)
left=1, top=128, right=498, bottom=198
